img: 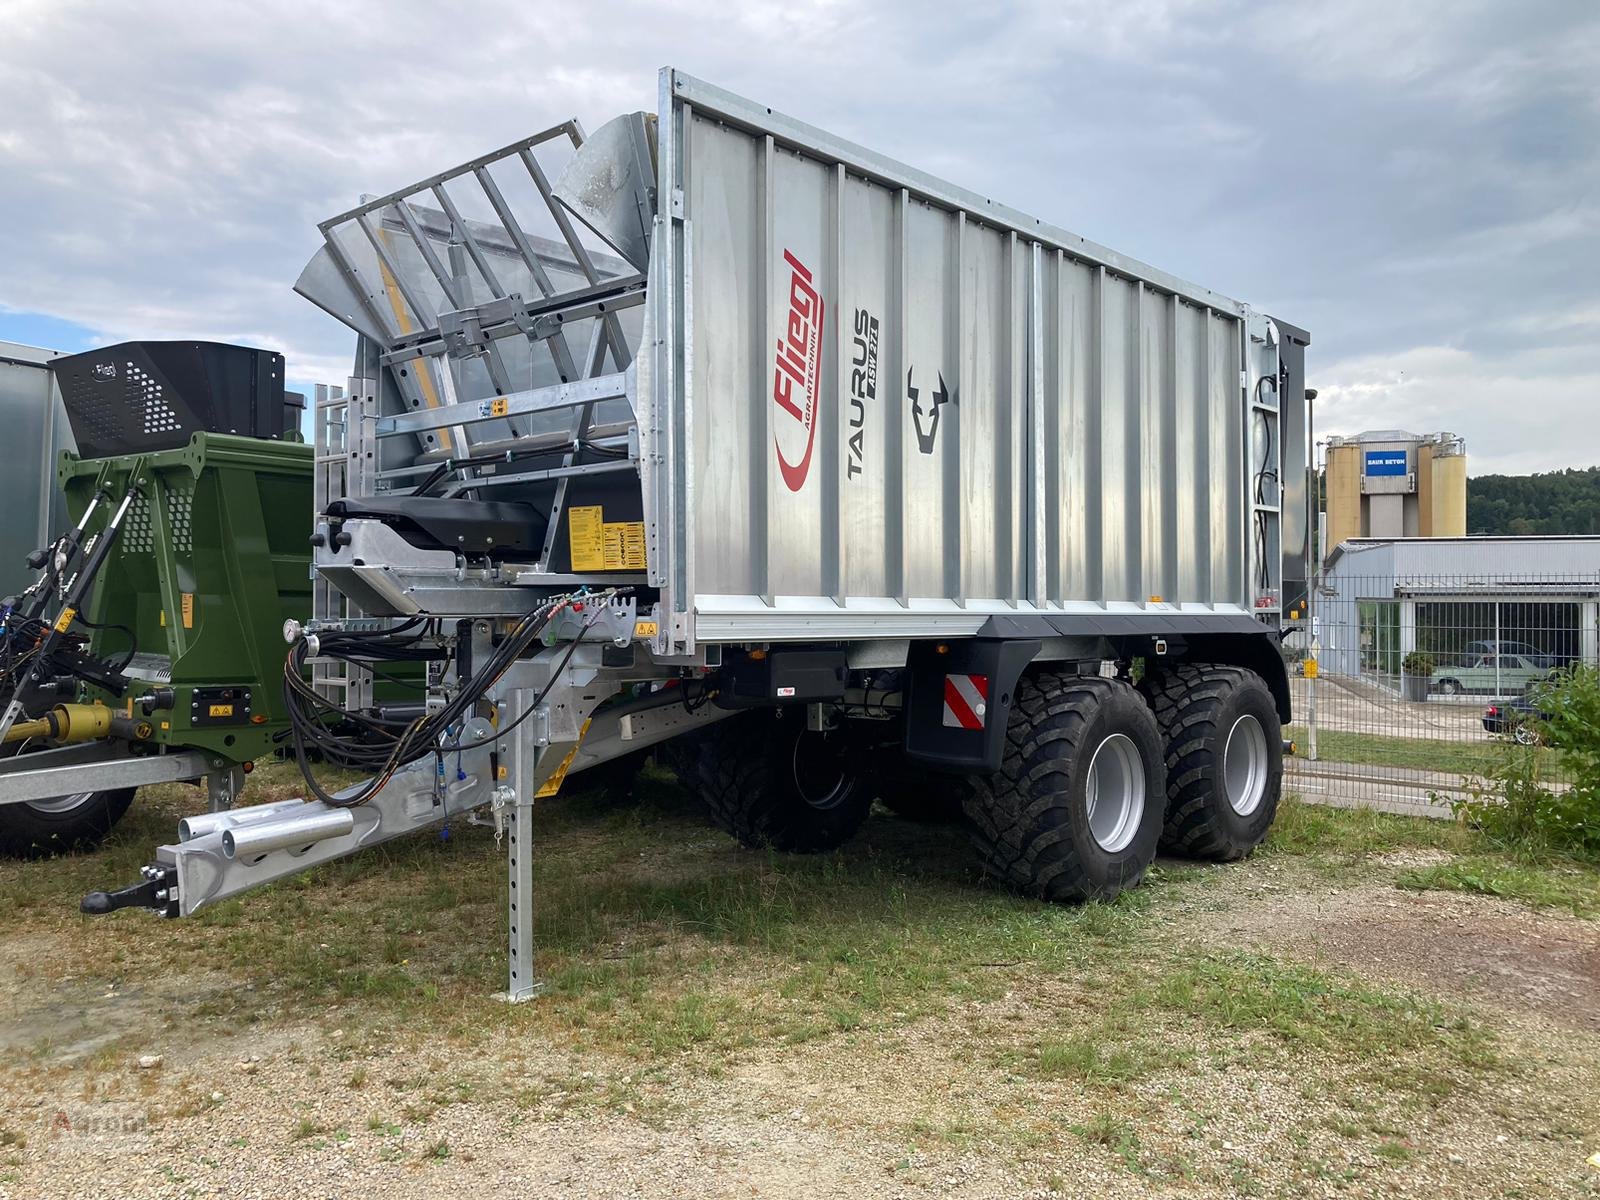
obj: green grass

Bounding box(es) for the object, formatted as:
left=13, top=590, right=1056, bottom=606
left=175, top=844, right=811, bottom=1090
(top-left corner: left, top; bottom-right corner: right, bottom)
left=1131, top=952, right=1493, bottom=1069
left=1397, top=856, right=1600, bottom=916
left=1269, top=796, right=1600, bottom=918
left=1032, top=1030, right=1193, bottom=1084
left=1069, top=1111, right=1145, bottom=1172
left=1264, top=795, right=1469, bottom=860
left=1284, top=726, right=1557, bottom=779
left=6, top=754, right=1593, bottom=1196
left=0, top=755, right=1517, bottom=1106
left=0, top=758, right=1170, bottom=1064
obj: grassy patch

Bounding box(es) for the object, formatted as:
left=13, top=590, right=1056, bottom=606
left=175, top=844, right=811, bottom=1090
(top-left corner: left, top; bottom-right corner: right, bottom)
left=1396, top=857, right=1600, bottom=916
left=1032, top=1031, right=1192, bottom=1085
left=1265, top=795, right=1468, bottom=861
left=6, top=750, right=1598, bottom=1195
left=1068, top=1111, right=1145, bottom=1173
left=0, top=758, right=1174, bottom=1069
left=1282, top=727, right=1549, bottom=778
left=1130, top=952, right=1496, bottom=1086
left=1269, top=795, right=1600, bottom=917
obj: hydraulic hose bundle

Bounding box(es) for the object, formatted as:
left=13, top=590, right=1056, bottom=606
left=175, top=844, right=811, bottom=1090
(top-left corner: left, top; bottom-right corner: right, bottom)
left=0, top=470, right=143, bottom=744
left=281, top=592, right=619, bottom=808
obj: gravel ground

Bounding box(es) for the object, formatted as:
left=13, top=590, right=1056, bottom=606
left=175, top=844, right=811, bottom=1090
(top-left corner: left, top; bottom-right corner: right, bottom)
left=1, top=841, right=1597, bottom=1198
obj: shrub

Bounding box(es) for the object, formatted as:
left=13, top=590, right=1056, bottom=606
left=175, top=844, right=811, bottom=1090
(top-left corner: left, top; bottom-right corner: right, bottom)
left=1401, top=651, right=1435, bottom=677
left=1453, top=666, right=1600, bottom=863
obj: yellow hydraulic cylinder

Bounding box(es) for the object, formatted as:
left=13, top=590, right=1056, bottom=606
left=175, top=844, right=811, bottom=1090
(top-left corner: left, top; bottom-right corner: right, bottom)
left=0, top=703, right=115, bottom=745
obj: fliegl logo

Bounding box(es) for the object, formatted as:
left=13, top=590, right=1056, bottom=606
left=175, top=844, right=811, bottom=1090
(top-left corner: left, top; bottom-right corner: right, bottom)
left=772, top=248, right=825, bottom=492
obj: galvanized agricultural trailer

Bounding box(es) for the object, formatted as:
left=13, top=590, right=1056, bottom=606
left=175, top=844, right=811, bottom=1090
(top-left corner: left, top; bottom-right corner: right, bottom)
left=90, top=69, right=1311, bottom=998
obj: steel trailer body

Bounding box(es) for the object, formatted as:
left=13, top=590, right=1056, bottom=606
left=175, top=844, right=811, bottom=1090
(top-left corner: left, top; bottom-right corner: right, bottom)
left=647, top=71, right=1295, bottom=653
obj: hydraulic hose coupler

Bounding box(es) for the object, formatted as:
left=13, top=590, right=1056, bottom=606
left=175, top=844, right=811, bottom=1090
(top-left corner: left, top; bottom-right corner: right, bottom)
left=139, top=688, right=177, bottom=716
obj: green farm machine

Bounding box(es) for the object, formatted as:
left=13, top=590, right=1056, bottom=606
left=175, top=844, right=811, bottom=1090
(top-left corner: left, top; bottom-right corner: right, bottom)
left=0, top=341, right=310, bottom=856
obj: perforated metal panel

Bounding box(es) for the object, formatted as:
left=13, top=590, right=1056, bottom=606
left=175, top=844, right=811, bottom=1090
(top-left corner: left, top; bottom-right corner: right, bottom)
left=51, top=341, right=290, bottom=458
left=118, top=482, right=193, bottom=557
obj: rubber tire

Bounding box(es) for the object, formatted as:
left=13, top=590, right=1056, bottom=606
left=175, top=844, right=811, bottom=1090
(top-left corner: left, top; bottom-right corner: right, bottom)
left=961, top=673, right=1166, bottom=902
left=874, top=758, right=966, bottom=823
left=1435, top=678, right=1460, bottom=696
left=693, top=709, right=872, bottom=853
left=1141, top=663, right=1283, bottom=861
left=0, top=788, right=136, bottom=858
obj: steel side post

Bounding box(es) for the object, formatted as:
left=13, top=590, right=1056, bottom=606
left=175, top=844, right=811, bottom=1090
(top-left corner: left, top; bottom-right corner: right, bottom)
left=499, top=689, right=544, bottom=1003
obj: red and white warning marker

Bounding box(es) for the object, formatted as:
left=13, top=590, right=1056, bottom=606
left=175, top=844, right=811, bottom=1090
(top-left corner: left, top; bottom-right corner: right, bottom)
left=942, top=673, right=989, bottom=730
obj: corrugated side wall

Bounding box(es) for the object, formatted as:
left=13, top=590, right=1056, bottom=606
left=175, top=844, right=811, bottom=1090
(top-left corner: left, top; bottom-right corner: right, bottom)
left=675, top=98, right=1246, bottom=630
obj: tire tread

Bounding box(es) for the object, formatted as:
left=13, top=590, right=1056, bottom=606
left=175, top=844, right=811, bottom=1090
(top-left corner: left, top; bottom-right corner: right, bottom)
left=1141, top=663, right=1278, bottom=861
left=961, top=673, right=1162, bottom=901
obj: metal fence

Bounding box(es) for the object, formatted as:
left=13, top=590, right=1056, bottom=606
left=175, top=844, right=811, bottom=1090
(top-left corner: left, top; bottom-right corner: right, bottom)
left=1288, top=573, right=1597, bottom=816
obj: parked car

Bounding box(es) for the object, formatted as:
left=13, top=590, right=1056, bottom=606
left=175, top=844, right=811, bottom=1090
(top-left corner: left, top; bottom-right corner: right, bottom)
left=1482, top=695, right=1552, bottom=744
left=1461, top=640, right=1563, bottom=670
left=1433, top=653, right=1553, bottom=696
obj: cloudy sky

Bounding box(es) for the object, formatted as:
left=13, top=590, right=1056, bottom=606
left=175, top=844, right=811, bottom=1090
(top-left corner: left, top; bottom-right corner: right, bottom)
left=2, top=0, right=1595, bottom=475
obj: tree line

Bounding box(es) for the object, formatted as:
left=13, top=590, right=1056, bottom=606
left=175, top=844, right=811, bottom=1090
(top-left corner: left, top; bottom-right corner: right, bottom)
left=1468, top=467, right=1600, bottom=536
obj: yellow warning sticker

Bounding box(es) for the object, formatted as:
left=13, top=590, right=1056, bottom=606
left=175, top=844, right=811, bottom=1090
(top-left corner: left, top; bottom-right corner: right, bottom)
left=53, top=607, right=76, bottom=634
left=569, top=506, right=646, bottom=571
left=489, top=396, right=509, bottom=417
left=568, top=505, right=606, bottom=572
left=208, top=703, right=234, bottom=718
left=634, top=619, right=659, bottom=639
left=181, top=592, right=195, bottom=629
left=159, top=609, right=166, bottom=627
left=603, top=522, right=647, bottom=570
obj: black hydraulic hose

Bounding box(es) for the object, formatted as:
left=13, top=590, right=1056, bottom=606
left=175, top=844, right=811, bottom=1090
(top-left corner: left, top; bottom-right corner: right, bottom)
left=284, top=602, right=565, bottom=806
left=0, top=472, right=143, bottom=725
left=18, top=477, right=113, bottom=623
left=444, top=627, right=589, bottom=753
left=74, top=613, right=139, bottom=672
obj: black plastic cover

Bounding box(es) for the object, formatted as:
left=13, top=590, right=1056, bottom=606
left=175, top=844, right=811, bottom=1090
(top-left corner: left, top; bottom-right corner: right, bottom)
left=51, top=340, right=292, bottom=458
left=717, top=649, right=848, bottom=708
left=325, top=496, right=546, bottom=556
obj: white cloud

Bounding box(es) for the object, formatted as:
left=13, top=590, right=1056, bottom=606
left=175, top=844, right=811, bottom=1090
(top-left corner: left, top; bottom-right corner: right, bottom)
left=1316, top=342, right=1600, bottom=475
left=0, top=0, right=1597, bottom=476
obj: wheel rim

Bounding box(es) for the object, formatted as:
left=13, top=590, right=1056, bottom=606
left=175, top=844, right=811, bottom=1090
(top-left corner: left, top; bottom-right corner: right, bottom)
left=1514, top=725, right=1538, bottom=746
left=1222, top=715, right=1269, bottom=817
left=26, top=792, right=98, bottom=816
left=1085, top=733, right=1145, bottom=854
left=1439, top=680, right=1458, bottom=695
left=790, top=730, right=853, bottom=811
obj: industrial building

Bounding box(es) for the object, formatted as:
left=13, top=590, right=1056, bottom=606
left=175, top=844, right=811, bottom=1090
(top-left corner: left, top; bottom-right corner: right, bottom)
left=1315, top=535, right=1600, bottom=692
left=1323, top=430, right=1466, bottom=552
